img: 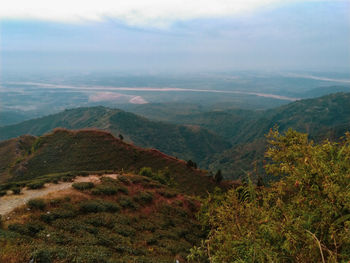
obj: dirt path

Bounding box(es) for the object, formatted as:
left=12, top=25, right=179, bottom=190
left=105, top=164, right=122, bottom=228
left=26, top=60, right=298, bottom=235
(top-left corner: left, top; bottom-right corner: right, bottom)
left=0, top=174, right=118, bottom=216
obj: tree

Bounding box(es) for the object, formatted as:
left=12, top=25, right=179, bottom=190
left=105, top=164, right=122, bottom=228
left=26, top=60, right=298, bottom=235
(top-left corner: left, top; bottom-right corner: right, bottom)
left=214, top=169, right=222, bottom=183
left=187, top=160, right=197, bottom=169
left=189, top=129, right=350, bottom=263
left=118, top=134, right=124, bottom=141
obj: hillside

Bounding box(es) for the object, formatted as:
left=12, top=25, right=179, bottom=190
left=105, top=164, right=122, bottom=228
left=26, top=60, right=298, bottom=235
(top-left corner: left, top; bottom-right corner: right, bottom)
left=208, top=92, right=350, bottom=179
left=169, top=92, right=350, bottom=144
left=0, top=173, right=206, bottom=262
left=0, top=129, right=217, bottom=195
left=1, top=93, right=349, bottom=180
left=0, top=107, right=231, bottom=164
left=0, top=111, right=31, bottom=126
left=0, top=135, right=36, bottom=182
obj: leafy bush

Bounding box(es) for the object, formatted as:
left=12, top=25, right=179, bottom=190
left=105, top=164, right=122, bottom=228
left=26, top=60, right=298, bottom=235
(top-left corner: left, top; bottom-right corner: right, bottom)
left=32, top=249, right=53, bottom=263
left=190, top=129, right=350, bottom=263
left=139, top=167, right=153, bottom=177
left=133, top=191, right=154, bottom=205
left=103, top=201, right=120, bottom=213
left=139, top=167, right=171, bottom=185
left=117, top=175, right=131, bottom=185
left=118, top=196, right=138, bottom=210
left=113, top=224, right=136, bottom=237
left=40, top=206, right=78, bottom=223
left=91, top=185, right=118, bottom=195
left=27, top=181, right=46, bottom=190
left=72, top=182, right=94, bottom=191
left=27, top=198, right=46, bottom=210
left=157, top=189, right=177, bottom=198
left=79, top=200, right=106, bottom=213
left=0, top=190, right=6, bottom=197
left=11, top=187, right=21, bottom=195
left=8, top=222, right=44, bottom=236
left=79, top=200, right=120, bottom=213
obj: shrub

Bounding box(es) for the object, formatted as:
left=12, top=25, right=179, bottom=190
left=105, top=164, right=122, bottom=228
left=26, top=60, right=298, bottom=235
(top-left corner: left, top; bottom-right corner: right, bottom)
left=129, top=175, right=151, bottom=185
left=40, top=207, right=78, bottom=223
left=113, top=224, right=136, bottom=237
left=72, top=182, right=94, bottom=191
left=27, top=198, right=46, bottom=210
left=79, top=200, right=106, bottom=213
left=118, top=175, right=131, bottom=185
left=61, top=176, right=74, bottom=182
left=190, top=129, right=350, bottom=262
left=84, top=214, right=116, bottom=228
left=11, top=187, right=21, bottom=195
left=32, top=249, right=52, bottom=263
left=0, top=190, right=7, bottom=197
left=157, top=189, right=177, bottom=198
left=79, top=200, right=120, bottom=213
left=139, top=167, right=153, bottom=177
left=27, top=181, right=45, bottom=190
left=91, top=185, right=118, bottom=195
left=103, top=201, right=120, bottom=213
left=8, top=222, right=44, bottom=236
left=118, top=196, right=138, bottom=210
left=117, top=186, right=129, bottom=195
left=133, top=191, right=154, bottom=205
left=214, top=169, right=223, bottom=183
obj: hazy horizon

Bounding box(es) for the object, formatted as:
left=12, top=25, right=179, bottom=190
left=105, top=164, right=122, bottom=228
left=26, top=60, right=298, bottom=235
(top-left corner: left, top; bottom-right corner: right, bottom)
left=1, top=0, right=350, bottom=73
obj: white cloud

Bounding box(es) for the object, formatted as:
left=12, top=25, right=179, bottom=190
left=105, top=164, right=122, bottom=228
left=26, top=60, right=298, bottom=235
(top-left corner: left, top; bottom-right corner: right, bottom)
left=0, top=0, right=309, bottom=27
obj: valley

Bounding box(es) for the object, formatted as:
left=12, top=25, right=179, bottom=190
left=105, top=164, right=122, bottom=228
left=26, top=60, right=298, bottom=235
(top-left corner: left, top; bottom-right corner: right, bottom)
left=1, top=92, right=349, bottom=180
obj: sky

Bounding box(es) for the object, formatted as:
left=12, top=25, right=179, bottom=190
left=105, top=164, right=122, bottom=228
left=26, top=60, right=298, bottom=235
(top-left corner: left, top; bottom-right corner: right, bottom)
left=0, top=0, right=349, bottom=73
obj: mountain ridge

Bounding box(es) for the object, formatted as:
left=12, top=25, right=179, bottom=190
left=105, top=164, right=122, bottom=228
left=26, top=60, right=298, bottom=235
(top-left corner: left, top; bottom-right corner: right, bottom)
left=0, top=107, right=231, bottom=164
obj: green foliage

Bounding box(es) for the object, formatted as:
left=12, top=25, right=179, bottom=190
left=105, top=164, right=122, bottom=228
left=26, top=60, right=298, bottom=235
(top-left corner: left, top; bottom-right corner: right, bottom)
left=118, top=196, right=138, bottom=210
left=157, top=188, right=177, bottom=198
left=8, top=221, right=45, bottom=236
left=91, top=185, right=118, bottom=196
left=27, top=180, right=45, bottom=189
left=91, top=180, right=128, bottom=196
left=191, top=129, right=350, bottom=262
left=27, top=198, right=46, bottom=211
left=79, top=200, right=120, bottom=213
left=133, top=191, right=154, bottom=205
left=11, top=187, right=21, bottom=195
left=138, top=167, right=174, bottom=186
left=139, top=167, right=153, bottom=177
left=32, top=249, right=53, bottom=263
left=117, top=175, right=131, bottom=185
left=72, top=182, right=94, bottom=191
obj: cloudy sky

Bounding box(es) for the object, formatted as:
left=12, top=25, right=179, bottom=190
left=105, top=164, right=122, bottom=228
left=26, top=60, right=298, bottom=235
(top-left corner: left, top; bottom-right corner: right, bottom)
left=1, top=0, right=349, bottom=73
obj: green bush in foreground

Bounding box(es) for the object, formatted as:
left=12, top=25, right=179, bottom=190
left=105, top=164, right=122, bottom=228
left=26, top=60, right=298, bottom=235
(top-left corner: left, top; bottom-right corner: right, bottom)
left=190, top=129, right=350, bottom=263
